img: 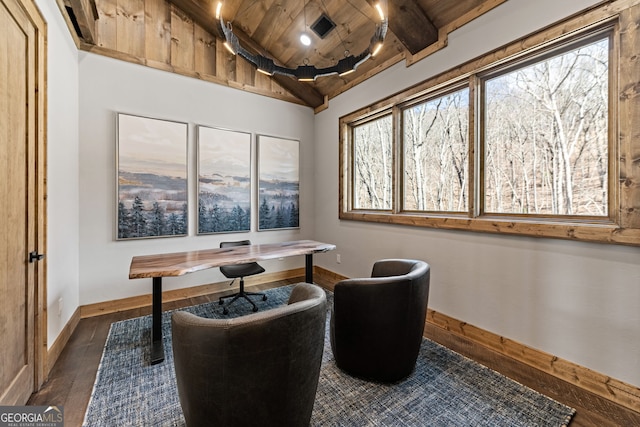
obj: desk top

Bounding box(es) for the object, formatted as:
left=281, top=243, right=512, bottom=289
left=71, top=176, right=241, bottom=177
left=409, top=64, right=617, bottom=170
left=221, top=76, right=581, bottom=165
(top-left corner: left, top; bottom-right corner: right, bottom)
left=129, top=239, right=336, bottom=279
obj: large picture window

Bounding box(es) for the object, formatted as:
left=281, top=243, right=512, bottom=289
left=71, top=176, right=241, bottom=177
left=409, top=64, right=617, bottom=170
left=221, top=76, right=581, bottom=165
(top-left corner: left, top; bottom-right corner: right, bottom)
left=483, top=37, right=609, bottom=217
left=340, top=1, right=640, bottom=246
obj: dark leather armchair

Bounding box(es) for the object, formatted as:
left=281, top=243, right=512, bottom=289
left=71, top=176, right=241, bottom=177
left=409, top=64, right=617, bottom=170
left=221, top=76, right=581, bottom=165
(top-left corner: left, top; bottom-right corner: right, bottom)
left=330, top=259, right=430, bottom=382
left=218, top=240, right=266, bottom=314
left=172, top=283, right=327, bottom=427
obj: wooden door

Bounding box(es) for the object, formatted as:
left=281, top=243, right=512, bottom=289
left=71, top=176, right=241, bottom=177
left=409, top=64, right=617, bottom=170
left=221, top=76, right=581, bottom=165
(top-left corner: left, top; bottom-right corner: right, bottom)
left=0, top=0, right=46, bottom=405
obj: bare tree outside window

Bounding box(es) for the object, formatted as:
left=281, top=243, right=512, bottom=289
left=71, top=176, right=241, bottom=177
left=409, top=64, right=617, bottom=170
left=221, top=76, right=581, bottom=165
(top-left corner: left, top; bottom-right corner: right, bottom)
left=353, top=115, right=393, bottom=210
left=403, top=88, right=469, bottom=212
left=484, top=38, right=609, bottom=216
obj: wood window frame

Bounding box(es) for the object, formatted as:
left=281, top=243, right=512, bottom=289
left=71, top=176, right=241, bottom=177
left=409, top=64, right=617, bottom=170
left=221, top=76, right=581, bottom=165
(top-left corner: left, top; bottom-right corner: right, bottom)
left=339, top=0, right=640, bottom=246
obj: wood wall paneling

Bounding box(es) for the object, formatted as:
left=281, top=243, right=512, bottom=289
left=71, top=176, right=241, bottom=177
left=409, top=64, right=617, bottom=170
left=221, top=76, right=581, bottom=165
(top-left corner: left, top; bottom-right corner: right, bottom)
left=236, top=54, right=255, bottom=87
left=144, top=0, right=170, bottom=64
left=194, top=24, right=216, bottom=76
left=116, top=0, right=145, bottom=57
left=169, top=4, right=194, bottom=70
left=68, top=0, right=516, bottom=108
left=95, top=0, right=117, bottom=50
left=216, top=37, right=236, bottom=81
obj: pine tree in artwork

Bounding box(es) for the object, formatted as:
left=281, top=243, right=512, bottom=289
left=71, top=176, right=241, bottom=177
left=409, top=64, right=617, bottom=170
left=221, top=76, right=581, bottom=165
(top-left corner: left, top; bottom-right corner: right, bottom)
left=167, top=212, right=181, bottom=235
left=275, top=206, right=285, bottom=228
left=230, top=205, right=248, bottom=231
left=198, top=202, right=209, bottom=233
left=289, top=202, right=299, bottom=227
left=149, top=201, right=166, bottom=236
left=131, top=196, right=147, bottom=237
left=259, top=197, right=271, bottom=229
left=178, top=203, right=188, bottom=234
left=243, top=207, right=251, bottom=230
left=208, top=204, right=222, bottom=232
left=118, top=201, right=132, bottom=238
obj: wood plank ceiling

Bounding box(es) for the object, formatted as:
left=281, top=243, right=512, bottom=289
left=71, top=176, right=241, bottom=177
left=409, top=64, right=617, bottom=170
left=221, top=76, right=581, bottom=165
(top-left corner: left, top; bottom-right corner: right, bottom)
left=60, top=0, right=507, bottom=111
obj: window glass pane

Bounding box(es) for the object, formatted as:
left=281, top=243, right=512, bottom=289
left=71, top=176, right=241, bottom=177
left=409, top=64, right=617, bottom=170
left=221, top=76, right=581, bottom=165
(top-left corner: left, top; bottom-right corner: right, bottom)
left=484, top=38, right=609, bottom=216
left=353, top=115, right=393, bottom=210
left=403, top=88, right=469, bottom=212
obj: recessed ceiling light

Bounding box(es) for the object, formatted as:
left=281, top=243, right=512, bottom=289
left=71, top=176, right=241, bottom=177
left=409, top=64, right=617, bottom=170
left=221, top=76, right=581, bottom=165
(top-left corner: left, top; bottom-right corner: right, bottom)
left=300, top=33, right=311, bottom=46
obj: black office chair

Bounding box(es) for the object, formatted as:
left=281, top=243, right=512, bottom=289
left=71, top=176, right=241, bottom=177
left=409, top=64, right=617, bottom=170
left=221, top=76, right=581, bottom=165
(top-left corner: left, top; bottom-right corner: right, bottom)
left=218, top=240, right=267, bottom=314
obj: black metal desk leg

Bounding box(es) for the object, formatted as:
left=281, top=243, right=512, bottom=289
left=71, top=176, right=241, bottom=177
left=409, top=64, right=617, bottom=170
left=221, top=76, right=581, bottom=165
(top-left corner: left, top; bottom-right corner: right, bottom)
left=151, top=276, right=165, bottom=365
left=305, top=254, right=313, bottom=283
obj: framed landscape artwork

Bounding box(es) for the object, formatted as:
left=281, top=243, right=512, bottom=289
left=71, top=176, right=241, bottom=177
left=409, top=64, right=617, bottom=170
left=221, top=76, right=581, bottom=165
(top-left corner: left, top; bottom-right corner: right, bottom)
left=257, top=135, right=300, bottom=230
left=197, top=126, right=252, bottom=234
left=116, top=113, right=188, bottom=240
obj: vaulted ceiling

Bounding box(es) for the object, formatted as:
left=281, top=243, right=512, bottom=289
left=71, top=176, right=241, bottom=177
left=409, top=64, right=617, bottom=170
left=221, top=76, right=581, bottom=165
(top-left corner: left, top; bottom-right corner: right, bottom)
left=60, top=0, right=506, bottom=110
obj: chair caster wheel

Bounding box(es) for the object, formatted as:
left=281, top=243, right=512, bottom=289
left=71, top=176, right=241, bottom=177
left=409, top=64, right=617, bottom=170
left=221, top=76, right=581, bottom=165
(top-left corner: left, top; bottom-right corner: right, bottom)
left=262, top=295, right=268, bottom=301
left=252, top=306, right=259, bottom=312
left=223, top=307, right=229, bottom=315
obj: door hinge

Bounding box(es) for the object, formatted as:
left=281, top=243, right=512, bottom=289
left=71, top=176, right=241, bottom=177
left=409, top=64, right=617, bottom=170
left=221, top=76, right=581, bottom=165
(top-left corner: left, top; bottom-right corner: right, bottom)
left=29, top=251, right=45, bottom=263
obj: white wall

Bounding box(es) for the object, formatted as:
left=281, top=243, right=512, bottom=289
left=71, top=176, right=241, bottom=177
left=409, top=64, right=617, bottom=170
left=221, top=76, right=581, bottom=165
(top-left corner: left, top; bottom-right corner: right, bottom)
left=77, top=54, right=316, bottom=305
left=314, top=0, right=640, bottom=387
left=35, top=0, right=81, bottom=348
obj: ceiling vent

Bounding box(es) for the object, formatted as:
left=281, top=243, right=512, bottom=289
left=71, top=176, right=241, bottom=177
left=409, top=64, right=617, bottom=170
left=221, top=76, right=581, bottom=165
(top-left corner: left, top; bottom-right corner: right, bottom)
left=310, top=14, right=336, bottom=39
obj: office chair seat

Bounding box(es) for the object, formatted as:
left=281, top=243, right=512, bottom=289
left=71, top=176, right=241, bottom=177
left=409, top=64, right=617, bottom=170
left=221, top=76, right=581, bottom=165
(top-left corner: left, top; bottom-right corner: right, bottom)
left=218, top=240, right=267, bottom=314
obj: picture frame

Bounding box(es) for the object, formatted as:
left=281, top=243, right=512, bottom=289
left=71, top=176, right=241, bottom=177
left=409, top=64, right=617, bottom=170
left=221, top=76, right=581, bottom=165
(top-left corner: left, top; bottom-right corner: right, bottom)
left=197, top=126, right=252, bottom=234
left=257, top=135, right=300, bottom=230
left=116, top=113, right=188, bottom=240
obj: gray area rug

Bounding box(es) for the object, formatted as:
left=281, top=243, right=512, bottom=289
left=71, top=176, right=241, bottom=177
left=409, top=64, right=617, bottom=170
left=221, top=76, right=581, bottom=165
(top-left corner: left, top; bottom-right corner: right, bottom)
left=83, top=284, right=575, bottom=426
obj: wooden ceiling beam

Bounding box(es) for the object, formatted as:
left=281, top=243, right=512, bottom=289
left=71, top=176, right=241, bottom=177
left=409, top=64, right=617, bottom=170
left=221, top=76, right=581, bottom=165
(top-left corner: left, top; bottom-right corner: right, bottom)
left=168, top=0, right=325, bottom=108
left=167, top=0, right=224, bottom=38
left=368, top=0, right=438, bottom=55
left=67, top=0, right=98, bottom=44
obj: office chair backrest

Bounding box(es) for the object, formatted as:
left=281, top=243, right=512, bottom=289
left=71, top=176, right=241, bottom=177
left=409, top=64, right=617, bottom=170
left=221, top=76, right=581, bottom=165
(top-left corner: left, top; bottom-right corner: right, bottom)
left=219, top=240, right=264, bottom=278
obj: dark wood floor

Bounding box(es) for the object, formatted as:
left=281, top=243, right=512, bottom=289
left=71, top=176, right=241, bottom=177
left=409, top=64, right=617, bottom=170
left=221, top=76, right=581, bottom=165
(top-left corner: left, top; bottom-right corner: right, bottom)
left=29, top=277, right=640, bottom=427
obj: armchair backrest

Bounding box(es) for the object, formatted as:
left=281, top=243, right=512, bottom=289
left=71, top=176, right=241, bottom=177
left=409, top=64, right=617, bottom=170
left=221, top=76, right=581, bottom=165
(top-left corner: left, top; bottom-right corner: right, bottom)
left=371, top=258, right=427, bottom=278
left=172, top=283, right=327, bottom=427
left=331, top=259, right=430, bottom=381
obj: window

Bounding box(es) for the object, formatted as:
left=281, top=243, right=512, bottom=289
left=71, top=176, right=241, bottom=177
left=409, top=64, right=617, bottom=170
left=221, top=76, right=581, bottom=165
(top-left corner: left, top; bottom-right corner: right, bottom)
left=339, top=2, right=640, bottom=246
left=352, top=114, right=393, bottom=210
left=402, top=88, right=469, bottom=212
left=483, top=38, right=609, bottom=216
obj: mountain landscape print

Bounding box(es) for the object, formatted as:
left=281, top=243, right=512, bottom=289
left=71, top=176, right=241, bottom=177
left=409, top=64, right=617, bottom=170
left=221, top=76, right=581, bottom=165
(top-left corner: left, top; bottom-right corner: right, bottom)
left=117, top=113, right=188, bottom=239
left=258, top=135, right=299, bottom=230
left=197, top=126, right=252, bottom=234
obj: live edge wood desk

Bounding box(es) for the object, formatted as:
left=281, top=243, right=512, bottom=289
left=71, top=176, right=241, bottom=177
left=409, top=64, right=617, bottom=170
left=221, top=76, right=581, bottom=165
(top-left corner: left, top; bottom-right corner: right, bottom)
left=129, top=239, right=336, bottom=364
